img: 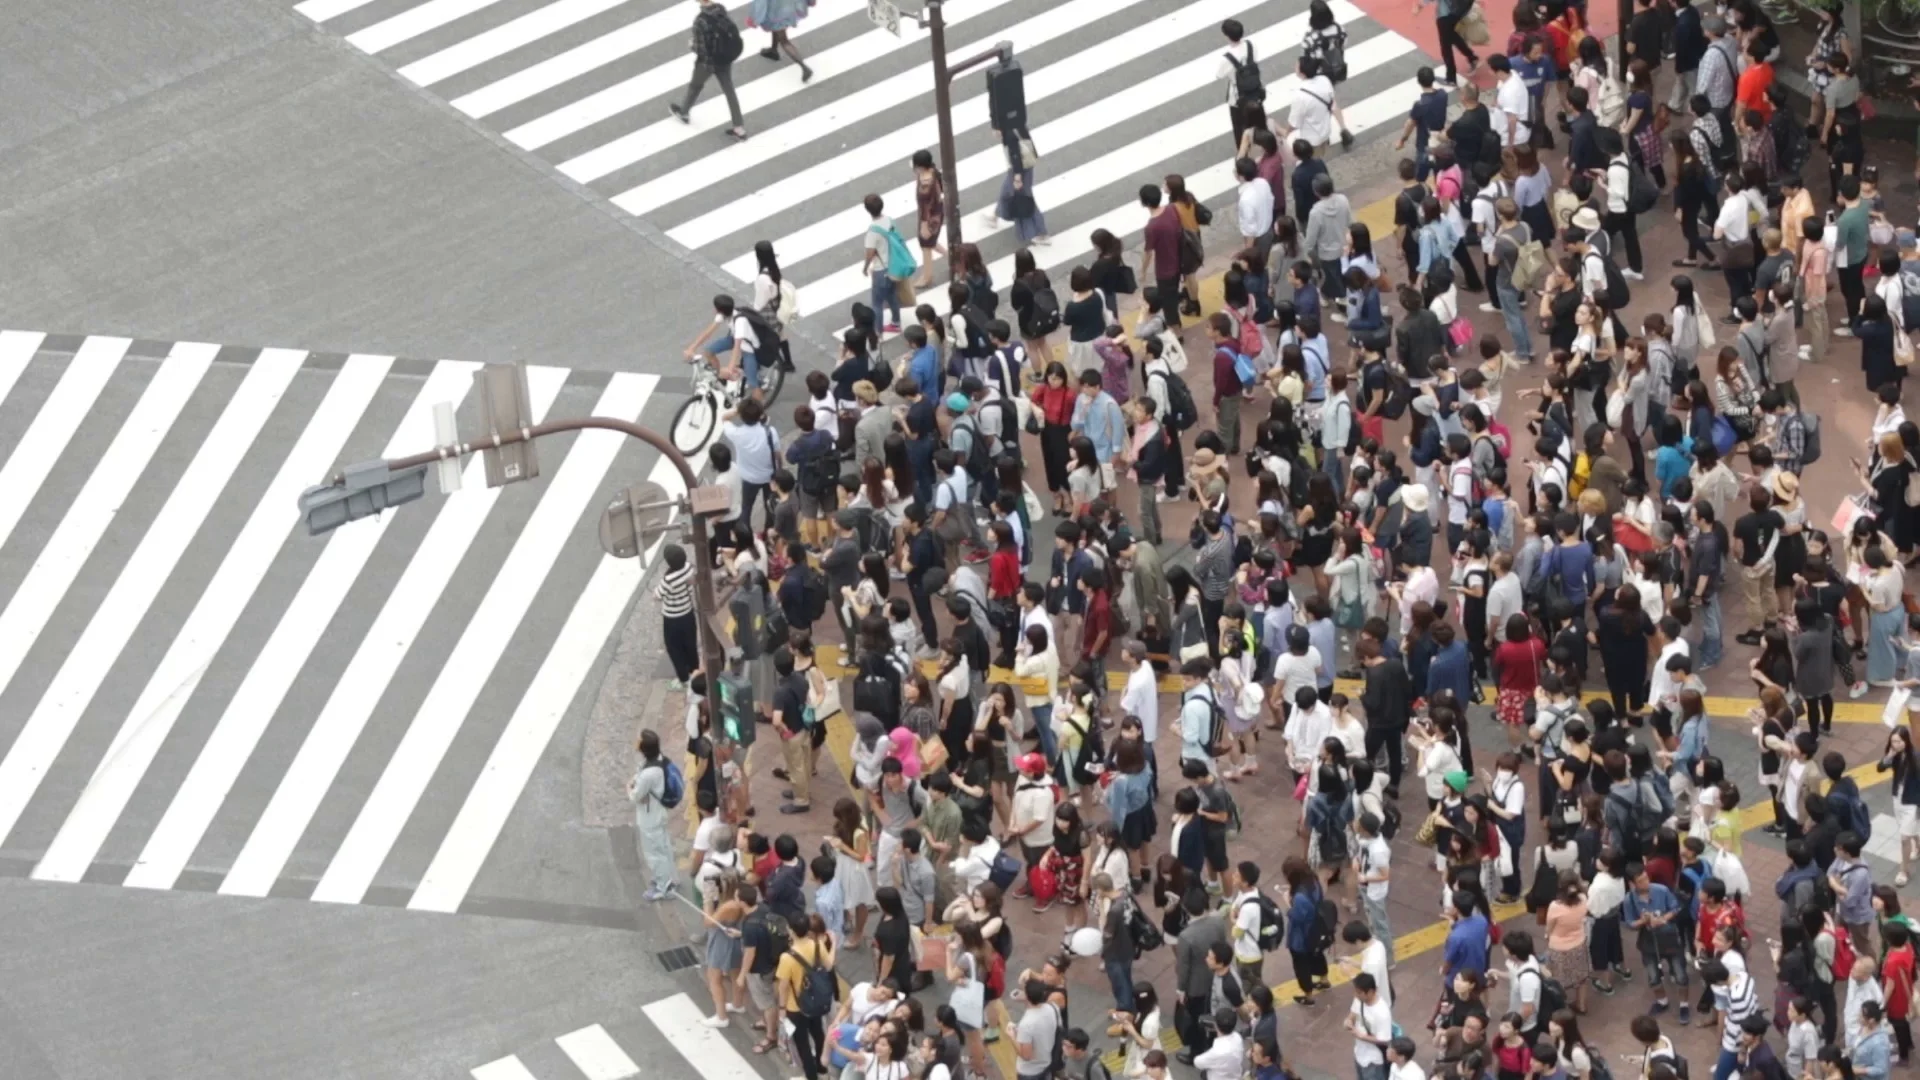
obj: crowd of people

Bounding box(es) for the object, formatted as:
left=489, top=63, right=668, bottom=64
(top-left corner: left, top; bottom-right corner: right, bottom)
left=633, top=4, right=1920, bottom=1080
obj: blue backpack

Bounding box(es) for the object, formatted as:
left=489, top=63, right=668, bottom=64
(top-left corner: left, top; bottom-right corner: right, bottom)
left=657, top=759, right=686, bottom=810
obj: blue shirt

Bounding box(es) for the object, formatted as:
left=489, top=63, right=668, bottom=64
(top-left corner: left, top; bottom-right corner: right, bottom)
left=1295, top=282, right=1322, bottom=322
left=1429, top=640, right=1474, bottom=702
left=1621, top=883, right=1681, bottom=926
left=1443, top=913, right=1490, bottom=976
left=1537, top=541, right=1596, bottom=609
left=1307, top=618, right=1338, bottom=687
left=1674, top=715, right=1710, bottom=775
left=814, top=874, right=846, bottom=938
left=1071, top=391, right=1127, bottom=463
left=909, top=344, right=943, bottom=398
left=1655, top=445, right=1691, bottom=499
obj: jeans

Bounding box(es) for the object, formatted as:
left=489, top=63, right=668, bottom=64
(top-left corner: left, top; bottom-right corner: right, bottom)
left=1497, top=276, right=1534, bottom=359
left=1104, top=957, right=1136, bottom=1012
left=682, top=60, right=744, bottom=128
left=741, top=349, right=761, bottom=389
left=1713, top=1049, right=1742, bottom=1080
left=1362, top=891, right=1395, bottom=964
left=1324, top=446, right=1345, bottom=493
left=1697, top=590, right=1723, bottom=668
left=1318, top=257, right=1348, bottom=305
left=1358, top=1064, right=1390, bottom=1080
left=870, top=269, right=901, bottom=327
left=1032, top=703, right=1057, bottom=765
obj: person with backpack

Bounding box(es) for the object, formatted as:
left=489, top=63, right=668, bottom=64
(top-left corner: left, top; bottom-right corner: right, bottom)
left=671, top=0, right=748, bottom=141
left=1216, top=18, right=1268, bottom=149
left=1830, top=830, right=1878, bottom=956
left=626, top=728, right=682, bottom=901
left=1283, top=856, right=1333, bottom=1004
left=777, top=913, right=838, bottom=1080
left=1623, top=859, right=1691, bottom=1022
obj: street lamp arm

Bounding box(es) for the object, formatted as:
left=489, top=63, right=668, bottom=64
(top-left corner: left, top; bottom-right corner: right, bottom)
left=347, top=415, right=700, bottom=495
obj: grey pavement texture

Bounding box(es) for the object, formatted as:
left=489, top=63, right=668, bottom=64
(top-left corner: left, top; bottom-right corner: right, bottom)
left=0, top=0, right=753, bottom=373
left=0, top=877, right=712, bottom=1080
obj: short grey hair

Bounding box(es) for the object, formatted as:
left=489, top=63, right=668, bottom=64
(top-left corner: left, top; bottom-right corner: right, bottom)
left=1702, top=14, right=1727, bottom=35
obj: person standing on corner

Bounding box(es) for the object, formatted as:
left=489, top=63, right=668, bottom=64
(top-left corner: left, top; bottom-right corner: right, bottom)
left=670, top=0, right=748, bottom=142
left=1218, top=20, right=1267, bottom=152
left=1139, top=185, right=1185, bottom=331
left=628, top=729, right=679, bottom=901
left=988, top=127, right=1049, bottom=247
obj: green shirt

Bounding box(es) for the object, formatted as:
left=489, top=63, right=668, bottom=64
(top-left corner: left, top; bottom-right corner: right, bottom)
left=921, top=792, right=963, bottom=857
left=1837, top=204, right=1870, bottom=266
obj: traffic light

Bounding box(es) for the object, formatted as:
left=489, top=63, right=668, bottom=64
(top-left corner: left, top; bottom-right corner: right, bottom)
left=985, top=58, right=1026, bottom=133
left=475, top=362, right=540, bottom=488
left=716, top=672, right=755, bottom=747
left=299, top=460, right=428, bottom=536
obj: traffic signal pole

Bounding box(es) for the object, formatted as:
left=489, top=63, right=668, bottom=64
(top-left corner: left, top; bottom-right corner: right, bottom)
left=911, top=0, right=1015, bottom=261
left=317, top=415, right=733, bottom=761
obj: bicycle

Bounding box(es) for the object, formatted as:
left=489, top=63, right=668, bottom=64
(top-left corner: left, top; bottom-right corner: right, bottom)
left=670, top=351, right=787, bottom=455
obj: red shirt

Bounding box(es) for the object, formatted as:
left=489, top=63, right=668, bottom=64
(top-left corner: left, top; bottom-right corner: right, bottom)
left=1212, top=346, right=1242, bottom=405
left=1697, top=898, right=1744, bottom=953
left=1736, top=62, right=1775, bottom=123
left=1143, top=207, right=1183, bottom=282
left=1080, top=589, right=1111, bottom=660
left=989, top=547, right=1021, bottom=598
left=1885, top=944, right=1916, bottom=1019
left=1492, top=637, right=1545, bottom=694
left=1032, top=383, right=1076, bottom=426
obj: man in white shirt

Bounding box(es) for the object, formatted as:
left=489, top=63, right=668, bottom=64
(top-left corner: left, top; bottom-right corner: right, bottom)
left=1490, top=55, right=1531, bottom=148
left=950, top=820, right=1001, bottom=894
left=1216, top=20, right=1267, bottom=148
left=1649, top=619, right=1691, bottom=725
left=1178, top=659, right=1221, bottom=770
left=1282, top=685, right=1333, bottom=778
left=1283, top=55, right=1338, bottom=150
left=1387, top=1037, right=1425, bottom=1080
left=1347, top=973, right=1394, bottom=1080
left=1502, top=932, right=1546, bottom=1038
left=1236, top=157, right=1275, bottom=244
left=1485, top=553, right=1524, bottom=650
left=1193, top=1007, right=1246, bottom=1080
left=1120, top=640, right=1161, bottom=743
left=1355, top=811, right=1395, bottom=964
left=1228, top=861, right=1268, bottom=989
left=1601, top=136, right=1646, bottom=280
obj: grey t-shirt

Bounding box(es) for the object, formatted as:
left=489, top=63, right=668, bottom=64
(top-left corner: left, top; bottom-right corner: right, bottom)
left=879, top=780, right=923, bottom=836
left=1015, top=1003, right=1059, bottom=1077
left=865, top=215, right=894, bottom=272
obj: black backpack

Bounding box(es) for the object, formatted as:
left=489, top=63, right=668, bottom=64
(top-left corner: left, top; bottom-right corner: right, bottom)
left=1226, top=44, right=1265, bottom=105
left=1379, top=802, right=1402, bottom=841
left=1592, top=252, right=1630, bottom=310
left=958, top=305, right=995, bottom=358
left=1311, top=895, right=1339, bottom=950
left=750, top=908, right=792, bottom=964
left=1524, top=967, right=1568, bottom=1022
left=1151, top=368, right=1198, bottom=431
left=790, top=947, right=838, bottom=1018
left=1124, top=896, right=1166, bottom=954
left=696, top=7, right=743, bottom=64
left=1626, top=160, right=1661, bottom=214
left=955, top=416, right=992, bottom=479
left=852, top=659, right=898, bottom=727
left=738, top=306, right=783, bottom=359
left=1025, top=277, right=1062, bottom=337
left=1239, top=893, right=1286, bottom=951
left=797, top=444, right=837, bottom=497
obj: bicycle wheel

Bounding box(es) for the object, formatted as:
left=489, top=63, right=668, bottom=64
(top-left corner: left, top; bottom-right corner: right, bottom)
left=671, top=391, right=718, bottom=455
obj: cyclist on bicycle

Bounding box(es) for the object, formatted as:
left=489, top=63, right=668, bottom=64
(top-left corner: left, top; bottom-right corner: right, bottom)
left=682, top=294, right=764, bottom=395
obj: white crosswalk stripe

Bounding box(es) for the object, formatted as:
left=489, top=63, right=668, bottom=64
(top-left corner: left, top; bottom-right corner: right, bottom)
left=0, top=335, right=678, bottom=912
left=299, top=0, right=1425, bottom=334
left=468, top=994, right=768, bottom=1080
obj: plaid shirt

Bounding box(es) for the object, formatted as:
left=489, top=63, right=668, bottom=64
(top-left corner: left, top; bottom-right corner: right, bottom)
left=1690, top=113, right=1728, bottom=181
left=1696, top=37, right=1739, bottom=109
left=1741, top=126, right=1777, bottom=176
left=1773, top=410, right=1806, bottom=473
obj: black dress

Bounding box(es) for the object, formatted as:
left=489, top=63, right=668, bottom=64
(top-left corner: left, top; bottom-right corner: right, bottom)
left=1871, top=457, right=1920, bottom=554
left=1859, top=317, right=1903, bottom=395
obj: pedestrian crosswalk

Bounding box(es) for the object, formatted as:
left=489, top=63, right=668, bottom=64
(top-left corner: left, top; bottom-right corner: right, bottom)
left=471, top=993, right=766, bottom=1080
left=0, top=331, right=684, bottom=913
left=300, top=0, right=1424, bottom=329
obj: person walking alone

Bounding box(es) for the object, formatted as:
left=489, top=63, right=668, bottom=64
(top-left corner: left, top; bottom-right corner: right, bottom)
left=671, top=0, right=749, bottom=141
left=1417, top=0, right=1480, bottom=87
left=748, top=0, right=813, bottom=82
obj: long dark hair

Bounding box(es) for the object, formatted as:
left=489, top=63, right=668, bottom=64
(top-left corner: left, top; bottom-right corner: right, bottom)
left=755, top=240, right=782, bottom=286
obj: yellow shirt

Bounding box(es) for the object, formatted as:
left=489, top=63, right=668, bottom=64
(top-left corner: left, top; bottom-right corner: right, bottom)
left=776, top=938, right=834, bottom=1012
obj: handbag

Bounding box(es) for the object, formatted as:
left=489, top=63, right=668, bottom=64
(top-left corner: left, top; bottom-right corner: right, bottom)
left=1415, top=809, right=1442, bottom=845
left=1114, top=263, right=1140, bottom=295
left=1721, top=237, right=1755, bottom=270
left=1833, top=493, right=1874, bottom=534
left=1448, top=315, right=1475, bottom=348
left=1884, top=688, right=1912, bottom=728
left=1898, top=329, right=1916, bottom=369
left=949, top=976, right=986, bottom=1029
left=1459, top=2, right=1490, bottom=45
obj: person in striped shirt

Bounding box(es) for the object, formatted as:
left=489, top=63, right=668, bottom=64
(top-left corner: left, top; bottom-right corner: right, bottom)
left=1702, top=958, right=1760, bottom=1080
left=658, top=544, right=698, bottom=690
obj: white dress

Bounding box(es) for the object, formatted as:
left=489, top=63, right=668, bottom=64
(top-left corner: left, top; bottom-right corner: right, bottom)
left=835, top=828, right=879, bottom=911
